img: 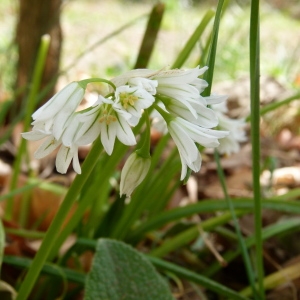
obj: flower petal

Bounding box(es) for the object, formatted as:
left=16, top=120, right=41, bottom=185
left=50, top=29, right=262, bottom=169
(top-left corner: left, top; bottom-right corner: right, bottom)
left=168, top=121, right=198, bottom=164
left=116, top=115, right=136, bottom=146
left=21, top=130, right=49, bottom=141
left=72, top=146, right=81, bottom=174
left=100, top=122, right=117, bottom=155
left=32, top=82, right=80, bottom=121
left=55, top=145, right=74, bottom=174
left=34, top=136, right=61, bottom=159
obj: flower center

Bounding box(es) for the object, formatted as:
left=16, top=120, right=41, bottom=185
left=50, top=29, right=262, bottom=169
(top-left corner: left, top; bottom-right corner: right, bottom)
left=119, top=92, right=138, bottom=109
left=99, top=109, right=117, bottom=125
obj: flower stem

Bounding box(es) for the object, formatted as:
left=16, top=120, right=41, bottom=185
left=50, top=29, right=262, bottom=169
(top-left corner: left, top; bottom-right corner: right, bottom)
left=16, top=138, right=103, bottom=300
left=250, top=0, right=265, bottom=298
left=136, top=110, right=151, bottom=158
left=78, top=78, right=116, bottom=91
left=214, top=150, right=259, bottom=298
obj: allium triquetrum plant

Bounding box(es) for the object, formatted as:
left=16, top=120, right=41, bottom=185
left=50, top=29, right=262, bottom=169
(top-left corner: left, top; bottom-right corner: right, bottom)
left=3, top=0, right=289, bottom=299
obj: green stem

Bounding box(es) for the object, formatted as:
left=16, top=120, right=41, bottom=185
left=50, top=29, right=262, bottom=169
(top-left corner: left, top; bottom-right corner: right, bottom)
left=171, top=9, right=215, bottom=69
left=78, top=78, right=116, bottom=91
left=202, top=0, right=225, bottom=96
left=214, top=150, right=259, bottom=298
left=136, top=110, right=151, bottom=158
left=6, top=35, right=50, bottom=220
left=250, top=0, right=265, bottom=298
left=16, top=138, right=103, bottom=300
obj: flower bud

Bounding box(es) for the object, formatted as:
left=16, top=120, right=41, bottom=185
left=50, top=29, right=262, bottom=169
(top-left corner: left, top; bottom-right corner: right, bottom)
left=120, top=152, right=151, bottom=198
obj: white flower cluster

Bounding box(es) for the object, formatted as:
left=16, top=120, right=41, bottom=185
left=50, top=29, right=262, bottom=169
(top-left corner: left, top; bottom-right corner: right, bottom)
left=22, top=66, right=246, bottom=196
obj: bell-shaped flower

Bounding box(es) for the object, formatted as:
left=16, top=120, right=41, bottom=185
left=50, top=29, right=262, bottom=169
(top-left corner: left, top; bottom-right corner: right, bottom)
left=119, top=151, right=151, bottom=198
left=168, top=117, right=229, bottom=179
left=113, top=85, right=155, bottom=126
left=76, top=95, right=136, bottom=155
left=152, top=66, right=208, bottom=101
left=22, top=114, right=83, bottom=174
left=161, top=95, right=218, bottom=128
left=211, top=101, right=247, bottom=155
left=31, top=81, right=85, bottom=140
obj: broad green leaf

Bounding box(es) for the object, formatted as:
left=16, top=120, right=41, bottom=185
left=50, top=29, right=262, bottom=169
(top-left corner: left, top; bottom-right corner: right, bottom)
left=85, top=238, right=174, bottom=300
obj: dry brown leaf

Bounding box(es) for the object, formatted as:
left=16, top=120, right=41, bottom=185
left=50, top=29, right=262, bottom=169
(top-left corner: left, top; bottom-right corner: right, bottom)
left=203, top=167, right=253, bottom=199
left=1, top=174, right=77, bottom=231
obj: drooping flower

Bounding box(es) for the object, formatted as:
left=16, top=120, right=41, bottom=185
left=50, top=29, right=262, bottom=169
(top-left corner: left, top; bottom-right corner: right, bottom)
left=161, top=95, right=218, bottom=128
left=76, top=95, right=136, bottom=155
left=22, top=113, right=83, bottom=174
left=31, top=82, right=85, bottom=141
left=211, top=101, right=247, bottom=155
left=151, top=66, right=209, bottom=96
left=22, top=81, right=87, bottom=174
left=119, top=151, right=151, bottom=198
left=168, top=117, right=228, bottom=179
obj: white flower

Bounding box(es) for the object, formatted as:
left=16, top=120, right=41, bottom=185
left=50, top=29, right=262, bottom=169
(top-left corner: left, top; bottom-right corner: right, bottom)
left=114, top=85, right=155, bottom=126
left=162, top=96, right=218, bottom=128
left=204, top=94, right=228, bottom=106
left=212, top=101, right=247, bottom=155
left=55, top=144, right=81, bottom=174
left=76, top=95, right=136, bottom=155
left=111, top=69, right=157, bottom=88
left=168, top=117, right=229, bottom=179
left=127, top=77, right=158, bottom=95
left=152, top=66, right=208, bottom=109
left=22, top=114, right=83, bottom=174
left=120, top=152, right=151, bottom=198
left=31, top=82, right=85, bottom=140
left=112, top=66, right=212, bottom=124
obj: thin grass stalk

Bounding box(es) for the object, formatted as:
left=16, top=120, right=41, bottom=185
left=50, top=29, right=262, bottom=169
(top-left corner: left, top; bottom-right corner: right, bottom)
left=15, top=138, right=103, bottom=300
left=202, top=0, right=224, bottom=96
left=134, top=3, right=165, bottom=68
left=129, top=198, right=300, bottom=242
left=259, top=91, right=300, bottom=117
left=148, top=256, right=249, bottom=300
left=250, top=0, right=265, bottom=298
left=204, top=217, right=300, bottom=277
left=171, top=9, right=215, bottom=69
left=200, top=0, right=256, bottom=291
left=3, top=256, right=85, bottom=285
left=149, top=210, right=248, bottom=258
left=143, top=161, right=180, bottom=215
left=5, top=35, right=50, bottom=220
left=240, top=260, right=300, bottom=298
left=214, top=150, right=259, bottom=297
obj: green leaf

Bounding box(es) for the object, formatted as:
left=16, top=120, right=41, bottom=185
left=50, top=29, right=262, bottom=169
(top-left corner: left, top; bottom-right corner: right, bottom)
left=85, top=238, right=174, bottom=300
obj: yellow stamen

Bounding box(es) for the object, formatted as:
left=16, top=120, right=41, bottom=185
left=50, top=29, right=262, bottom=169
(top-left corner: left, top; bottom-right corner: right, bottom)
left=99, top=109, right=117, bottom=125
left=119, top=92, right=138, bottom=109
